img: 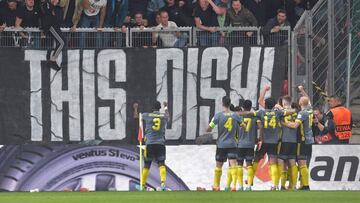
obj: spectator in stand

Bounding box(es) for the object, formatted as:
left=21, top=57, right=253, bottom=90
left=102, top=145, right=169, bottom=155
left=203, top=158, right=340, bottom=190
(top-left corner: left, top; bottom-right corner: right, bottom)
left=125, top=12, right=151, bottom=47
left=160, top=0, right=194, bottom=27
left=194, top=0, right=222, bottom=46
left=0, top=0, right=18, bottom=28
left=0, top=0, right=18, bottom=46
left=128, top=0, right=148, bottom=17
left=226, top=0, right=258, bottom=45
left=155, top=11, right=161, bottom=26
left=78, top=0, right=107, bottom=48
left=59, top=0, right=82, bottom=48
left=15, top=0, right=40, bottom=47
left=104, top=0, right=128, bottom=47
left=178, top=0, right=194, bottom=24
left=217, top=2, right=227, bottom=45
left=242, top=0, right=266, bottom=26
left=262, top=9, right=290, bottom=46
left=60, top=0, right=82, bottom=28
left=147, top=0, right=165, bottom=27
left=16, top=0, right=40, bottom=28
left=40, top=0, right=65, bottom=70
left=152, top=10, right=188, bottom=47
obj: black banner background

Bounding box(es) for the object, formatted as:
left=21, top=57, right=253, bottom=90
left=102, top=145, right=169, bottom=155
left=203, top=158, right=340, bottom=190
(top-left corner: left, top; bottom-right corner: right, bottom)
left=0, top=46, right=287, bottom=144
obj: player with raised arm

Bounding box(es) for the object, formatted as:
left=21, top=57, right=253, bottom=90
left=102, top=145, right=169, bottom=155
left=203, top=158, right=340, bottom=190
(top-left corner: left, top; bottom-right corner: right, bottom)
left=282, top=86, right=313, bottom=190
left=207, top=96, right=244, bottom=191
left=138, top=101, right=169, bottom=191
left=252, top=86, right=295, bottom=190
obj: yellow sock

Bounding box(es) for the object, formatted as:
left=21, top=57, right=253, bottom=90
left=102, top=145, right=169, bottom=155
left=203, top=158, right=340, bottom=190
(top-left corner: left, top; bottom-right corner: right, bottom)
left=278, top=164, right=287, bottom=187
left=159, top=165, right=166, bottom=184
left=247, top=166, right=254, bottom=187
left=231, top=167, right=237, bottom=188
left=214, top=167, right=222, bottom=187
left=299, top=165, right=309, bottom=187
left=226, top=168, right=232, bottom=188
left=290, top=165, right=298, bottom=189
left=237, top=166, right=243, bottom=187
left=141, top=168, right=150, bottom=187
left=278, top=164, right=286, bottom=187
left=288, top=169, right=292, bottom=188
left=298, top=166, right=303, bottom=188
left=253, top=161, right=259, bottom=174
left=269, top=164, right=279, bottom=187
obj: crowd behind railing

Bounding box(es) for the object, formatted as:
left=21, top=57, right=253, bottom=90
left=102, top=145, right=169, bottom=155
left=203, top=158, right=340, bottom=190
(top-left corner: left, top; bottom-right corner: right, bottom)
left=0, top=0, right=319, bottom=48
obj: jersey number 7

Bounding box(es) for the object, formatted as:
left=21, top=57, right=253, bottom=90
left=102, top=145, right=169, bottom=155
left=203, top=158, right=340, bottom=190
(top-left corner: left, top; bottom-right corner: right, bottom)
left=243, top=118, right=252, bottom=132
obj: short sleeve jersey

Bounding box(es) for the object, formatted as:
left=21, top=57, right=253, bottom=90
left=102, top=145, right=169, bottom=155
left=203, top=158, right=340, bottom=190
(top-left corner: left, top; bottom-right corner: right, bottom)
left=238, top=116, right=259, bottom=148
left=209, top=111, right=243, bottom=148
left=281, top=112, right=298, bottom=143
left=142, top=111, right=168, bottom=145
left=257, top=109, right=284, bottom=144
left=296, top=108, right=314, bottom=144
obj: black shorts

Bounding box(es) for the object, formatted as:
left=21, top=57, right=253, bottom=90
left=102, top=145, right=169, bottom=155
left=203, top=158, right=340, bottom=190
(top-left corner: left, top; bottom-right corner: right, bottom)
left=255, top=143, right=278, bottom=158
left=237, top=148, right=254, bottom=162
left=278, top=142, right=297, bottom=160
left=216, top=148, right=237, bottom=162
left=145, top=144, right=166, bottom=162
left=297, top=143, right=312, bottom=160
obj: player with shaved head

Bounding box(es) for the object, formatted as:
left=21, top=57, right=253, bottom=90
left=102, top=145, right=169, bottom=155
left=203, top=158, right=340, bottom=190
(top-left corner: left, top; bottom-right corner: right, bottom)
left=282, top=86, right=313, bottom=190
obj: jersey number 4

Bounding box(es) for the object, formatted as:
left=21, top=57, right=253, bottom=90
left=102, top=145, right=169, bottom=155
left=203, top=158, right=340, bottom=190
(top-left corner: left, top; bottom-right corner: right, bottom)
left=152, top=118, right=161, bottom=131
left=224, top=117, right=233, bottom=132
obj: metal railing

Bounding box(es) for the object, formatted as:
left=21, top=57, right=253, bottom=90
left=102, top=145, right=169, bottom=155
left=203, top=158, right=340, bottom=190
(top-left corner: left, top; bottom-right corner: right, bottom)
left=292, top=0, right=352, bottom=108
left=0, top=26, right=291, bottom=48
left=350, top=0, right=360, bottom=123
left=129, top=27, right=192, bottom=47
left=0, top=27, right=129, bottom=49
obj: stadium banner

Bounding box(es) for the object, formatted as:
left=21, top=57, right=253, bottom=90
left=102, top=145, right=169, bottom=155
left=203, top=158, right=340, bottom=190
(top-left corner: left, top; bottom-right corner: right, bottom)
left=310, top=145, right=360, bottom=190
left=0, top=47, right=287, bottom=144
left=0, top=144, right=359, bottom=191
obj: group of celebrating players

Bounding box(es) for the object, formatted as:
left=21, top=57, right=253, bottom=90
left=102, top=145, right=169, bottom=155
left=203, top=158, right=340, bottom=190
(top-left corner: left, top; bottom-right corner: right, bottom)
left=207, top=85, right=313, bottom=191
left=138, top=85, right=313, bottom=192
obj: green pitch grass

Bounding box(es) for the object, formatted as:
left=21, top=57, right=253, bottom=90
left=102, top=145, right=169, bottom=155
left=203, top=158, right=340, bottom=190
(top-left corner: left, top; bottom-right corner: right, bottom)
left=0, top=191, right=359, bottom=203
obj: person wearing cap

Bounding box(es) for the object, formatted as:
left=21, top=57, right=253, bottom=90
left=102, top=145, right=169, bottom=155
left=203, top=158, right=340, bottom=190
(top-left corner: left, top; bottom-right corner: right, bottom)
left=40, top=0, right=64, bottom=70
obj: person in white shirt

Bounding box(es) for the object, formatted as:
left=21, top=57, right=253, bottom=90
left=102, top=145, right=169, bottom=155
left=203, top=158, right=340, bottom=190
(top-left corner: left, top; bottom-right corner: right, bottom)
left=79, top=0, right=107, bottom=47
left=152, top=11, right=188, bottom=47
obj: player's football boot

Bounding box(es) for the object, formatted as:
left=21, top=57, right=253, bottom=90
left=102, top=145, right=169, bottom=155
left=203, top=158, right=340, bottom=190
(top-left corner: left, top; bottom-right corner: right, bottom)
left=212, top=186, right=220, bottom=191
left=270, top=186, right=278, bottom=191
left=244, top=186, right=252, bottom=191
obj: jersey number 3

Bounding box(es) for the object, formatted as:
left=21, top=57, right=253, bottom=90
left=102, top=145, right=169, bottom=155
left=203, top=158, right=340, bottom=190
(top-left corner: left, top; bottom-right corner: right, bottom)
left=152, top=118, right=161, bottom=131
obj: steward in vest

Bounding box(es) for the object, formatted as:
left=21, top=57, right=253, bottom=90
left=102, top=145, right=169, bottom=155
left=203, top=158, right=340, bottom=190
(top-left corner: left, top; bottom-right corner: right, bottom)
left=321, top=96, right=353, bottom=144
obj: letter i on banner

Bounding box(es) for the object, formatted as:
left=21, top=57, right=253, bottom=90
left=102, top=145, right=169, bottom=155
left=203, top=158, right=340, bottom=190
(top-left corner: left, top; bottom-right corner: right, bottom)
left=138, top=113, right=144, bottom=191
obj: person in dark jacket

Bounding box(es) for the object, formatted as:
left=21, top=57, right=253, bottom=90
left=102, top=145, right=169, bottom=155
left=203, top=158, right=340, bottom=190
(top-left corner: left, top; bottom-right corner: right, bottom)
left=262, top=9, right=290, bottom=46
left=40, top=0, right=64, bottom=70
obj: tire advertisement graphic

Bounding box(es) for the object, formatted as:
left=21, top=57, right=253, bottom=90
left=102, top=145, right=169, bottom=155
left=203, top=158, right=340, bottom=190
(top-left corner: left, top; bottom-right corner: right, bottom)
left=0, top=144, right=188, bottom=191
